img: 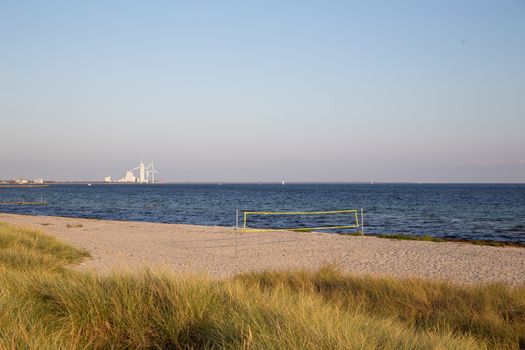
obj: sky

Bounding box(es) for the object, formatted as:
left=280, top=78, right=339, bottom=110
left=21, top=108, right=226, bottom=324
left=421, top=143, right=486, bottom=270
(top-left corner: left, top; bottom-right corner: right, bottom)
left=1, top=1, right=524, bottom=183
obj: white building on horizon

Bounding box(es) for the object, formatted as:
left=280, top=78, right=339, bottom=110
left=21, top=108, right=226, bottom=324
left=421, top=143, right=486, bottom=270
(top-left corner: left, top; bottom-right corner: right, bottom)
left=111, top=160, right=159, bottom=184
left=33, top=177, right=44, bottom=184
left=117, top=171, right=136, bottom=183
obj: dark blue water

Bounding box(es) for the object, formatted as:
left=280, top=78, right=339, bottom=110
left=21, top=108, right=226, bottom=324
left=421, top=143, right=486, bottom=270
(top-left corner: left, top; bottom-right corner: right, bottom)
left=1, top=184, right=524, bottom=243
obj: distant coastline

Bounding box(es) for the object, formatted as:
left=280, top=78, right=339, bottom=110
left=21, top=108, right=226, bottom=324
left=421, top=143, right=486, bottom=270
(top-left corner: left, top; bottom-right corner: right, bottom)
left=0, top=184, right=50, bottom=188
left=1, top=181, right=524, bottom=185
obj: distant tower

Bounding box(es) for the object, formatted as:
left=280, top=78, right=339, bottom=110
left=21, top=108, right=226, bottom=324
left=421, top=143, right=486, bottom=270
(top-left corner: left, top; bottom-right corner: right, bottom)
left=139, top=160, right=146, bottom=183
left=146, top=162, right=159, bottom=184
left=150, top=162, right=155, bottom=184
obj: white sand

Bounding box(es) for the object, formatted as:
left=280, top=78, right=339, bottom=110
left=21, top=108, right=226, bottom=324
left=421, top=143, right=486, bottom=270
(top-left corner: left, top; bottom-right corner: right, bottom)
left=1, top=213, right=524, bottom=285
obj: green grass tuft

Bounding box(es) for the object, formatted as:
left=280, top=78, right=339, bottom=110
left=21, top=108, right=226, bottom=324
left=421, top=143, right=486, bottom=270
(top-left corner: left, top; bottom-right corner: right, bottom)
left=66, top=223, right=83, bottom=229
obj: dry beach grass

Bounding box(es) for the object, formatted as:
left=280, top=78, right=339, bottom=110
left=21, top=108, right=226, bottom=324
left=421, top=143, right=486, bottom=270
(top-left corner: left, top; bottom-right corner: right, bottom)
left=1, top=221, right=525, bottom=349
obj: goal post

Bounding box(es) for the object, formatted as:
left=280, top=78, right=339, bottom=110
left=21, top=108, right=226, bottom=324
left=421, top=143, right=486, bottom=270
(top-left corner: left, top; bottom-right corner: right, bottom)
left=241, top=209, right=360, bottom=233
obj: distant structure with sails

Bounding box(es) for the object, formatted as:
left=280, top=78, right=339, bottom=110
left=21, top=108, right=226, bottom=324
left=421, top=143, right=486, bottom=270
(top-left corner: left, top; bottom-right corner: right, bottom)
left=105, top=160, right=159, bottom=184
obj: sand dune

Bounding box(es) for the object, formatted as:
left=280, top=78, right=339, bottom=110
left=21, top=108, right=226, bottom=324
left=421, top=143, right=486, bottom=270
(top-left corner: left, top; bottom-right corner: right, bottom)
left=1, top=212, right=524, bottom=285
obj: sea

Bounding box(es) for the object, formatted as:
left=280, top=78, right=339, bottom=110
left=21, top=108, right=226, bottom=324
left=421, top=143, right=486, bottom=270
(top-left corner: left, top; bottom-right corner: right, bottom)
left=1, top=183, right=524, bottom=244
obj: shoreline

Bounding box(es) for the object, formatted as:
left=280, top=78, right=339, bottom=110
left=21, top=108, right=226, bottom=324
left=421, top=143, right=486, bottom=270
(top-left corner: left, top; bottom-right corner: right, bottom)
left=1, top=212, right=524, bottom=285
left=2, top=211, right=523, bottom=248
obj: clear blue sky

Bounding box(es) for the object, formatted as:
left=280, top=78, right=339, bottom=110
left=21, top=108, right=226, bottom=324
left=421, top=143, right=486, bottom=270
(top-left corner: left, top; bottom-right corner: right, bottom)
left=1, top=1, right=524, bottom=182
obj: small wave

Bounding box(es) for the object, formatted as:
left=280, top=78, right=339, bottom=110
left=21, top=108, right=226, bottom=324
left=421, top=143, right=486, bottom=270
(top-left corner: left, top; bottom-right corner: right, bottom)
left=501, top=224, right=525, bottom=233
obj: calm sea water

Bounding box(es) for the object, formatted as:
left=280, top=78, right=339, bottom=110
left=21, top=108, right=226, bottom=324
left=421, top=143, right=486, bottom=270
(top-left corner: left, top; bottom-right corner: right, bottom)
left=1, top=183, right=524, bottom=243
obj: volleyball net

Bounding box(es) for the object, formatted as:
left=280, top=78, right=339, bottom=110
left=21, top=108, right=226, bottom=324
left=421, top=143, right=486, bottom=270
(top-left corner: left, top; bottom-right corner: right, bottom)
left=241, top=209, right=361, bottom=233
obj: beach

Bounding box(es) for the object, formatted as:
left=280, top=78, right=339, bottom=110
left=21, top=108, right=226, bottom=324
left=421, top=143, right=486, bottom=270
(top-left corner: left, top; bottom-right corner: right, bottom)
left=1, top=212, right=524, bottom=285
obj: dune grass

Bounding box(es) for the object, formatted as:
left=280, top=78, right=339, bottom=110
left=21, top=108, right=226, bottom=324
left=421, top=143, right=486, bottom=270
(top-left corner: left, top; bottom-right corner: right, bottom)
left=0, top=222, right=89, bottom=271
left=375, top=233, right=525, bottom=247
left=236, top=268, right=525, bottom=349
left=349, top=230, right=525, bottom=248
left=1, top=222, right=524, bottom=349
